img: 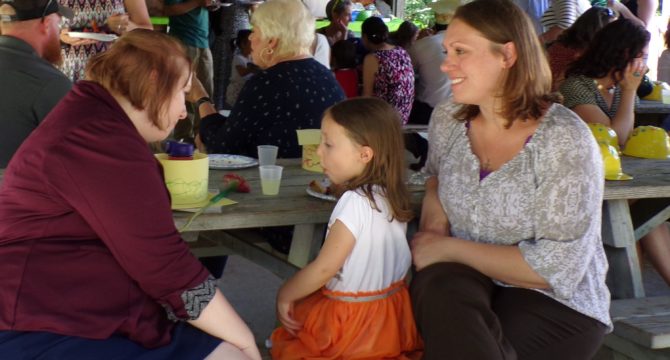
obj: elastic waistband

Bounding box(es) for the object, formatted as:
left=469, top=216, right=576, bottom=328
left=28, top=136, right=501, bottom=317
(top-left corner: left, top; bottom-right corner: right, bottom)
left=323, top=281, right=405, bottom=303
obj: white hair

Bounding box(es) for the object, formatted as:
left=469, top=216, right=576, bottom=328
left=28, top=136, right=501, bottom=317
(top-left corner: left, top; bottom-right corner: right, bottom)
left=251, top=0, right=315, bottom=59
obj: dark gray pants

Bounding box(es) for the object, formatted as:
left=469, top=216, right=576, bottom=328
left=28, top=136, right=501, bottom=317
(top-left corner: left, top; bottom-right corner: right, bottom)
left=410, top=262, right=607, bottom=360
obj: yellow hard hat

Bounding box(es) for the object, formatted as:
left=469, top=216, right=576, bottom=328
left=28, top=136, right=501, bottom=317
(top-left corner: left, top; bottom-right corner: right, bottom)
left=622, top=126, right=670, bottom=160
left=588, top=123, right=620, bottom=152
left=599, top=142, right=632, bottom=181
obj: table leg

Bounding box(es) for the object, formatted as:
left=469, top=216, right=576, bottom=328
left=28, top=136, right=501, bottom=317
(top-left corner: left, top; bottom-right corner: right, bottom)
left=288, top=223, right=326, bottom=267
left=602, top=200, right=646, bottom=299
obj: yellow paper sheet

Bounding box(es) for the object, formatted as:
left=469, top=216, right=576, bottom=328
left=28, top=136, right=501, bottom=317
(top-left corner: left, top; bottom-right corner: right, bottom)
left=172, top=192, right=238, bottom=212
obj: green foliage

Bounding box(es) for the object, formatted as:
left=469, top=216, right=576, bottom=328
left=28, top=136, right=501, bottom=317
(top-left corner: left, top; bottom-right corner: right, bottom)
left=404, top=0, right=435, bottom=29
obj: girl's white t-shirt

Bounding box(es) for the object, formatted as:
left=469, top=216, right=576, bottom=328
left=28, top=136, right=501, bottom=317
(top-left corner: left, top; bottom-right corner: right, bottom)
left=325, top=187, right=410, bottom=293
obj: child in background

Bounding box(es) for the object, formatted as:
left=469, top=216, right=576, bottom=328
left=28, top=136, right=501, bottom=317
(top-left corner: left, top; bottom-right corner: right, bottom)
left=270, top=98, right=423, bottom=359
left=390, top=20, right=420, bottom=50
left=331, top=40, right=359, bottom=98
left=225, top=29, right=257, bottom=107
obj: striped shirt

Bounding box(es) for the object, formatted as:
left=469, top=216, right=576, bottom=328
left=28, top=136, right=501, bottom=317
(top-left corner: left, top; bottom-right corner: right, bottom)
left=541, top=0, right=591, bottom=31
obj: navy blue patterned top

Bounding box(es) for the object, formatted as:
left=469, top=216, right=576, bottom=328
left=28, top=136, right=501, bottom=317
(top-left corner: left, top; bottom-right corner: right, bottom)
left=200, top=58, right=345, bottom=158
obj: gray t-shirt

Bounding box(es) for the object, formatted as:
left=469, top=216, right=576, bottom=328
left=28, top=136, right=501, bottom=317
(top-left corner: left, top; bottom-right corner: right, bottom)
left=0, top=36, right=71, bottom=168
left=426, top=100, right=612, bottom=330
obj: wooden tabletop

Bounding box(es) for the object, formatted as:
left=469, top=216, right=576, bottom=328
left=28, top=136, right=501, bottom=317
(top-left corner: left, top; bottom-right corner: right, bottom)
left=605, top=156, right=670, bottom=200
left=636, top=100, right=670, bottom=115
left=1, top=156, right=668, bottom=208
left=172, top=158, right=425, bottom=232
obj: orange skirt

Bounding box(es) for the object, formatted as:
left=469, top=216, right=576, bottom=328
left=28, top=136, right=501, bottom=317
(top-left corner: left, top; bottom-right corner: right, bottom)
left=270, top=281, right=423, bottom=360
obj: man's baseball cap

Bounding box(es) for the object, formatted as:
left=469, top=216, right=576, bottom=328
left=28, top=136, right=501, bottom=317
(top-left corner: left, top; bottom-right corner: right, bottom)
left=0, top=0, right=73, bottom=22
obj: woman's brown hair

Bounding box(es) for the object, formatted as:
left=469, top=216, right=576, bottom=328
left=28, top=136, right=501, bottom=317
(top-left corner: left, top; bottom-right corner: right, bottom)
left=325, top=98, right=413, bottom=222
left=85, top=29, right=192, bottom=129
left=453, top=0, right=560, bottom=127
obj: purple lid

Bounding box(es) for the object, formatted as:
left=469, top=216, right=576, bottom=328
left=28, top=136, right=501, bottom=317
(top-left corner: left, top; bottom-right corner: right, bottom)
left=166, top=141, right=194, bottom=157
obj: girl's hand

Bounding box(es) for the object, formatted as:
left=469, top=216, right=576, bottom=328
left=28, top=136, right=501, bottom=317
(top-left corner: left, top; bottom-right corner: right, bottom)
left=107, top=13, right=129, bottom=34
left=59, top=28, right=98, bottom=46
left=276, top=296, right=302, bottom=336
left=620, top=58, right=648, bottom=92
left=411, top=231, right=450, bottom=271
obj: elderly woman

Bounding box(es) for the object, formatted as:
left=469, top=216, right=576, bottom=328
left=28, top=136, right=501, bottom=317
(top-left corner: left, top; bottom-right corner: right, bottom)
left=198, top=0, right=345, bottom=158
left=560, top=19, right=670, bottom=288
left=410, top=1, right=611, bottom=359
left=0, top=30, right=260, bottom=360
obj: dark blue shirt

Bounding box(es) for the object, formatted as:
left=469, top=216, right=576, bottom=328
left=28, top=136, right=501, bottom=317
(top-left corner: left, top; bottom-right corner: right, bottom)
left=200, top=58, right=345, bottom=158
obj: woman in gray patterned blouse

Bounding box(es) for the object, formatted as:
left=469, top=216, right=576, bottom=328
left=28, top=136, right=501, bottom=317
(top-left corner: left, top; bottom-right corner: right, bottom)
left=409, top=1, right=611, bottom=359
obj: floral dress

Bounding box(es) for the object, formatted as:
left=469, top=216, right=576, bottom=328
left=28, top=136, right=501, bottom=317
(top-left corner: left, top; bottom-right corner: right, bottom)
left=59, top=0, right=125, bottom=81
left=373, top=47, right=414, bottom=124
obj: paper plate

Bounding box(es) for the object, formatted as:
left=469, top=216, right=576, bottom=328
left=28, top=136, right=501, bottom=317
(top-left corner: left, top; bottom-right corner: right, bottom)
left=209, top=154, right=258, bottom=170
left=67, top=32, right=118, bottom=42
left=306, top=187, right=337, bottom=202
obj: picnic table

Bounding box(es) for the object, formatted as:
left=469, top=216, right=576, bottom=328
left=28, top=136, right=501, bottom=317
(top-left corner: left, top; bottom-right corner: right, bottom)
left=1, top=157, right=667, bottom=292
left=602, top=156, right=670, bottom=299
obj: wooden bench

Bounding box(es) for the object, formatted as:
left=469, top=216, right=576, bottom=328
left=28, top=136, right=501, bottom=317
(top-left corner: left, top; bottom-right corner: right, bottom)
left=595, top=296, right=670, bottom=359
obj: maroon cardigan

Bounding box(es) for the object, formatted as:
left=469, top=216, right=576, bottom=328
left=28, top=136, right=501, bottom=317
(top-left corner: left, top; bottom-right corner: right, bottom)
left=0, top=82, right=212, bottom=348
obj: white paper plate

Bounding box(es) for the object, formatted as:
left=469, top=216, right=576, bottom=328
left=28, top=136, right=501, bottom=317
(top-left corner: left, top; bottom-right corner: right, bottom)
left=209, top=154, right=258, bottom=169
left=67, top=32, right=118, bottom=42
left=306, top=187, right=337, bottom=202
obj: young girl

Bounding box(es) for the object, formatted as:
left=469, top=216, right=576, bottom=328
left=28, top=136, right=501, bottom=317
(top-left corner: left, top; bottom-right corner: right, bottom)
left=270, top=97, right=422, bottom=359
left=225, top=29, right=257, bottom=107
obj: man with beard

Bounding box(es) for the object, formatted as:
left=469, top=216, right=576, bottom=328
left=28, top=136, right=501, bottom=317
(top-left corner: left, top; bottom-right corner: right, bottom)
left=0, top=0, right=72, bottom=167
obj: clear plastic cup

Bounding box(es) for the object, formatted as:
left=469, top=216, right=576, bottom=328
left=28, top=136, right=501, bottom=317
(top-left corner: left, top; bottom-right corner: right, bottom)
left=257, top=145, right=278, bottom=166
left=259, top=165, right=283, bottom=195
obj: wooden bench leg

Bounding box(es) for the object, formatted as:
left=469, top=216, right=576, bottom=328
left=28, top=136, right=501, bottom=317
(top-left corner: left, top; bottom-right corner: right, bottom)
left=602, top=200, right=645, bottom=299
left=288, top=223, right=326, bottom=268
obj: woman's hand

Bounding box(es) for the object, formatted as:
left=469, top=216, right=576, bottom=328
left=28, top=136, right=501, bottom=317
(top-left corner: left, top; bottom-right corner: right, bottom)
left=107, top=13, right=130, bottom=34
left=276, top=290, right=302, bottom=336
left=619, top=58, right=648, bottom=92
left=411, top=231, right=450, bottom=271
left=60, top=28, right=98, bottom=46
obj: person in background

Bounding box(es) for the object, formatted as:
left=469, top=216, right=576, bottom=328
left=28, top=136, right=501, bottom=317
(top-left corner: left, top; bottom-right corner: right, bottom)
left=225, top=29, right=256, bottom=107
left=546, top=6, right=615, bottom=91
left=539, top=0, right=591, bottom=43
left=58, top=0, right=152, bottom=81
left=311, top=32, right=331, bottom=69
left=658, top=18, right=670, bottom=83
left=270, top=98, right=422, bottom=359
left=164, top=0, right=214, bottom=143
left=619, top=0, right=657, bottom=27
left=331, top=39, right=358, bottom=97
left=408, top=0, right=454, bottom=125
left=0, top=29, right=260, bottom=360
left=560, top=19, right=670, bottom=288
left=411, top=1, right=611, bottom=358
left=390, top=20, right=418, bottom=50
left=0, top=0, right=72, bottom=168
left=405, top=0, right=455, bottom=171
left=198, top=0, right=345, bottom=158
left=317, top=0, right=355, bottom=46
left=512, top=0, right=549, bottom=35
left=164, top=0, right=213, bottom=96
left=361, top=16, right=414, bottom=124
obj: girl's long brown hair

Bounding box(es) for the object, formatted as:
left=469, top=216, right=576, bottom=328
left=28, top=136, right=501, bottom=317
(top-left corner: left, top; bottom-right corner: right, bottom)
left=326, top=98, right=413, bottom=222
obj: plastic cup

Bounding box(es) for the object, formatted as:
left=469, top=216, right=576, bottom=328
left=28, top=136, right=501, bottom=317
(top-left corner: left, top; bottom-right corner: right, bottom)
left=257, top=145, right=278, bottom=166
left=259, top=165, right=283, bottom=195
